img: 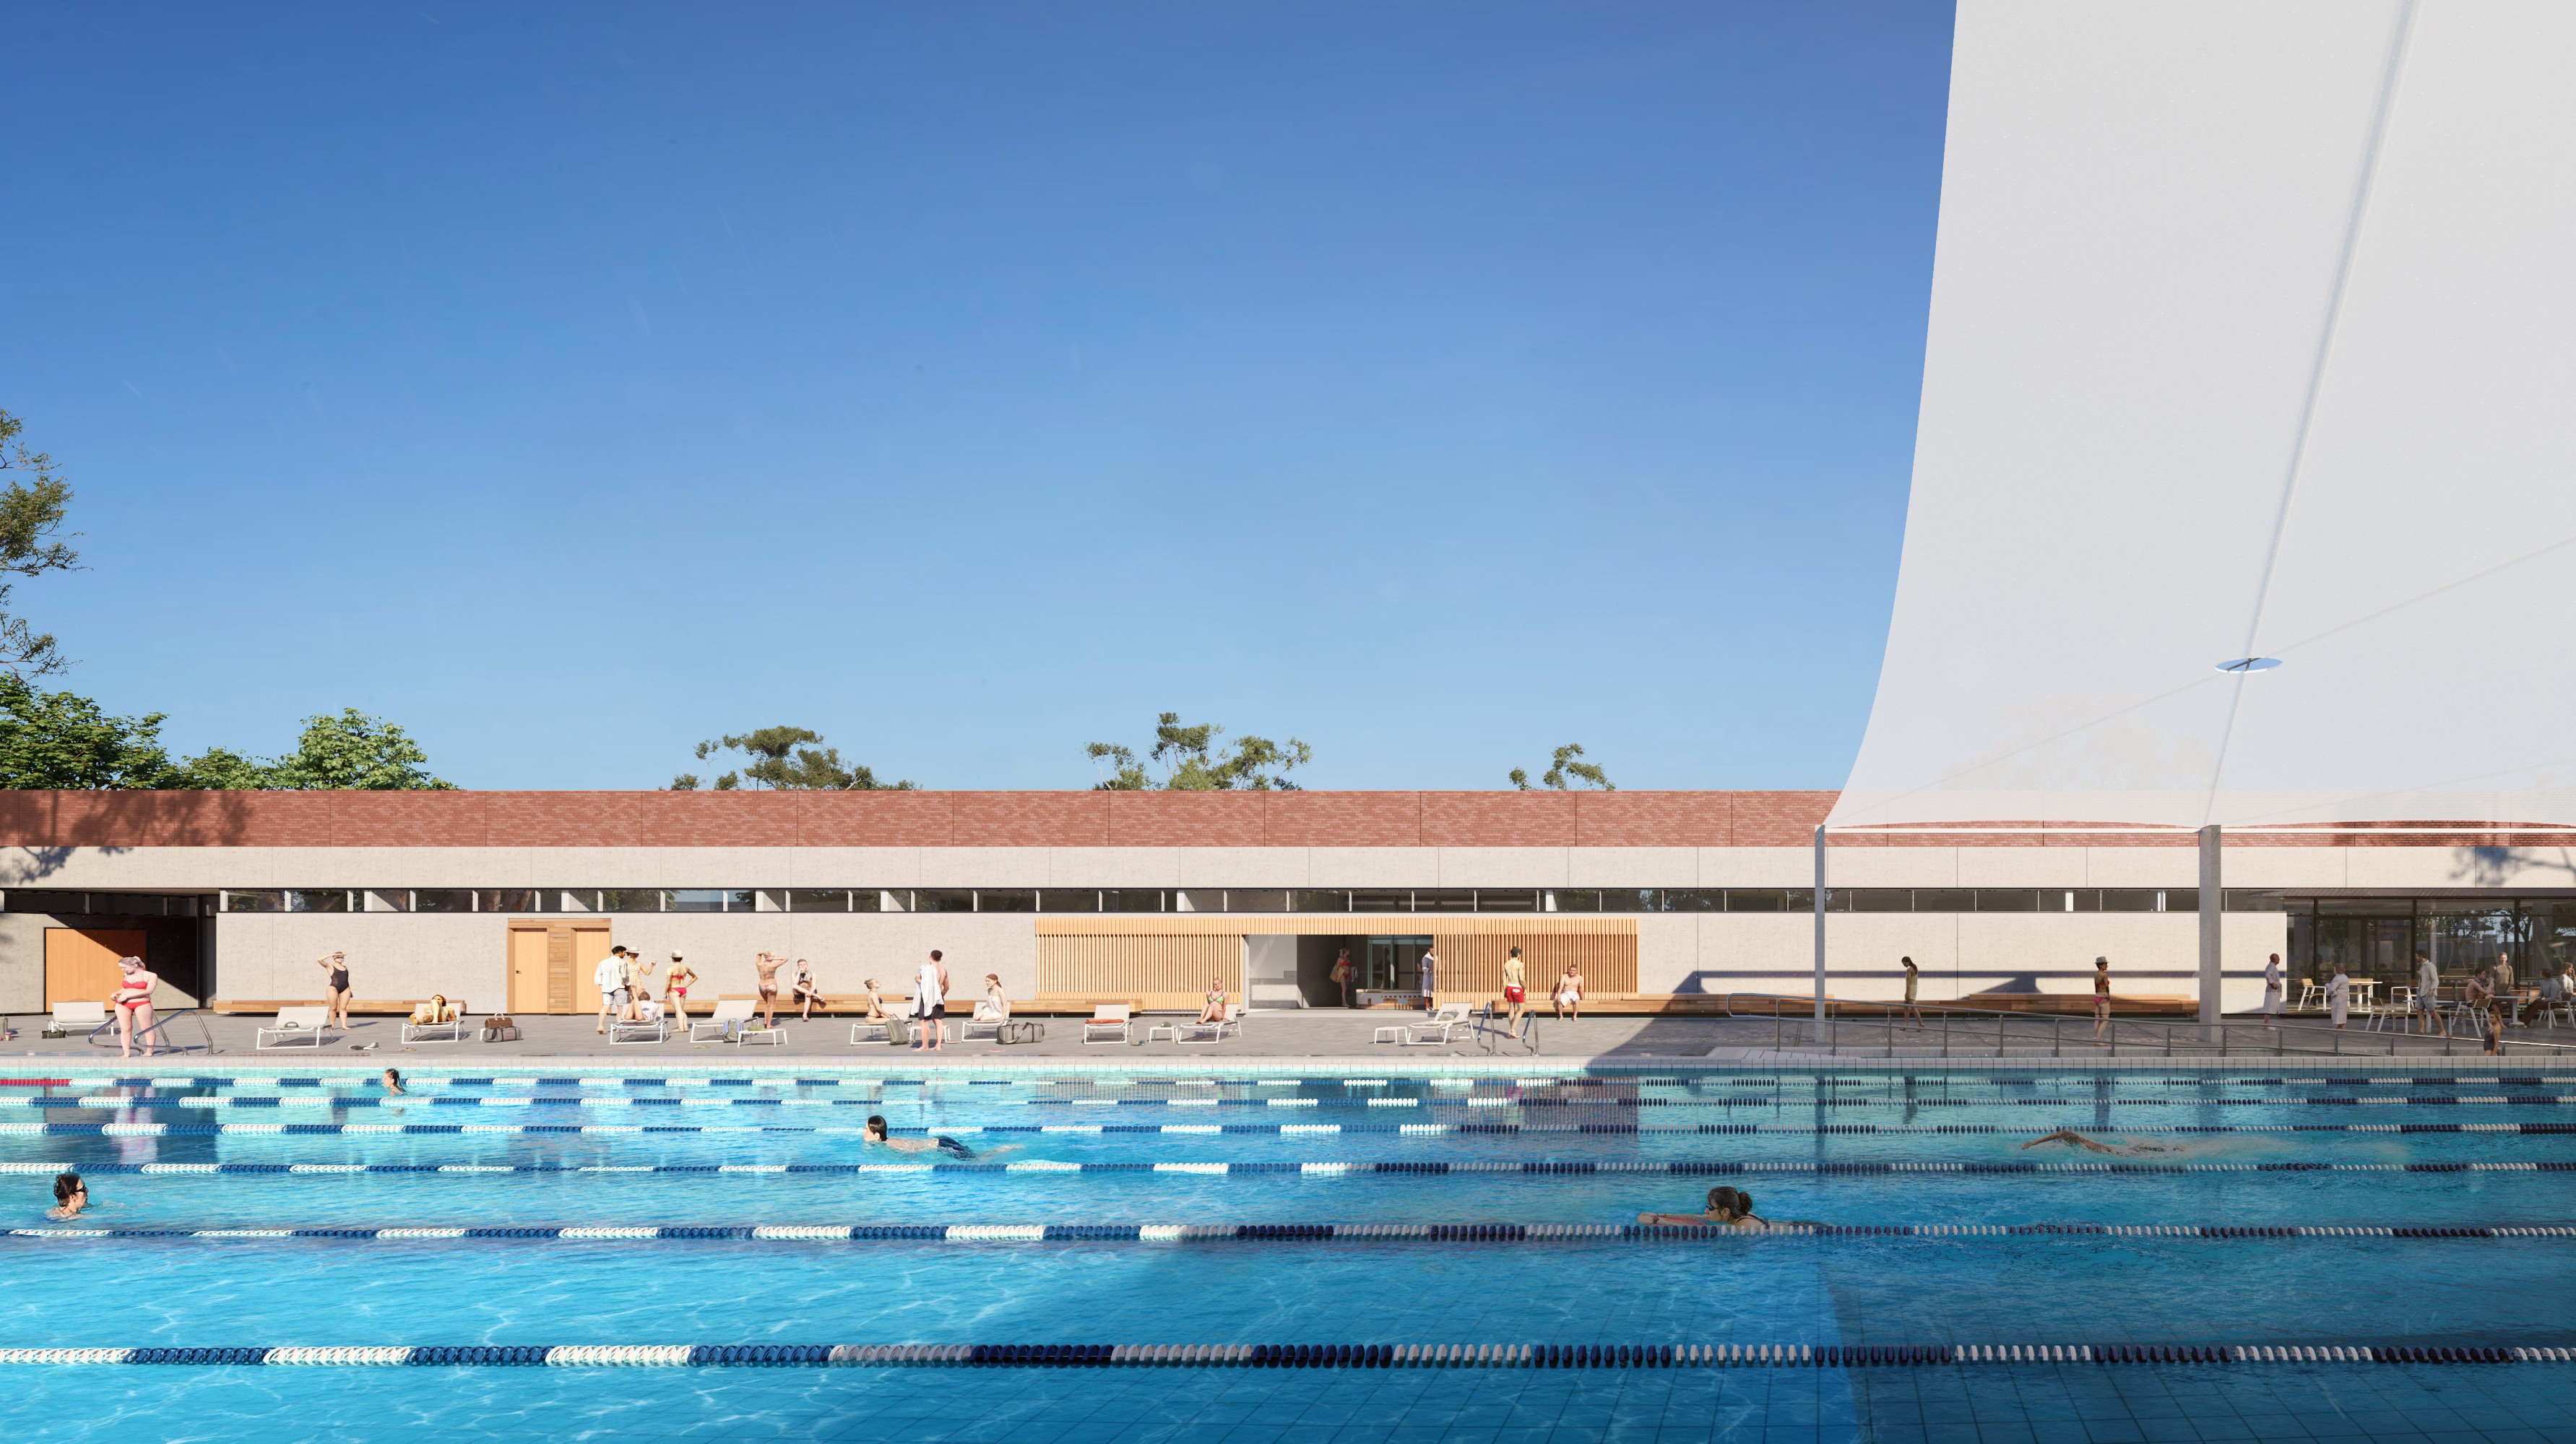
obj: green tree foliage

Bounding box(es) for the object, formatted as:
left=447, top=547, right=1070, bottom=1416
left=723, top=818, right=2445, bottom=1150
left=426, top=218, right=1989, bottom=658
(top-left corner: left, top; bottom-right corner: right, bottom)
left=1086, top=712, right=1313, bottom=791
left=1510, top=743, right=1614, bottom=791
left=0, top=409, right=83, bottom=678
left=670, top=725, right=915, bottom=791
left=0, top=675, right=178, bottom=787
left=265, top=709, right=455, bottom=790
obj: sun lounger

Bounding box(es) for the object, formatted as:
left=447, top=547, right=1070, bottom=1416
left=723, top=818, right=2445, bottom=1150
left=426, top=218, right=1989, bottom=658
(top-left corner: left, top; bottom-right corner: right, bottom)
left=610, top=1002, right=675, bottom=1045
left=401, top=997, right=475, bottom=1045
left=47, top=1000, right=108, bottom=1039
left=1404, top=1003, right=1475, bottom=1046
left=850, top=1015, right=893, bottom=1045
left=255, top=1005, right=332, bottom=1050
left=1082, top=1003, right=1133, bottom=1045
left=1177, top=1003, right=1243, bottom=1045
left=960, top=1002, right=1009, bottom=1042
left=690, top=998, right=762, bottom=1043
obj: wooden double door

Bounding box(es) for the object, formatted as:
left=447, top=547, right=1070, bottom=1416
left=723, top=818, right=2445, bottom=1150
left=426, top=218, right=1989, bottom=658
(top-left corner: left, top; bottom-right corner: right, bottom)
left=504, top=920, right=614, bottom=1014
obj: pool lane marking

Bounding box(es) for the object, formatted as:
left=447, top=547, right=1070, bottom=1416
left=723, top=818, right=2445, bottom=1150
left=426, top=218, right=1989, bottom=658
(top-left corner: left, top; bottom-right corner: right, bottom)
left=4, top=1159, right=2573, bottom=1178
left=14, top=1093, right=2576, bottom=1112
left=4, top=1221, right=2572, bottom=1244
left=14, top=1118, right=2576, bottom=1139
left=0, top=1341, right=2568, bottom=1368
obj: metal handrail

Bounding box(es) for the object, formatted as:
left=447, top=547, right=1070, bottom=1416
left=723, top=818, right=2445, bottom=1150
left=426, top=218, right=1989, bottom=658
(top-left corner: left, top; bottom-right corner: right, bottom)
left=1718, top=992, right=2576, bottom=1060
left=84, top=1006, right=219, bottom=1056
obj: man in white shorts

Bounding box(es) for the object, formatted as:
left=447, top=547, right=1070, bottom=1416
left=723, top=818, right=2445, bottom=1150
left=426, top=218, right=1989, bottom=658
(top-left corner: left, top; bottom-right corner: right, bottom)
left=594, top=945, right=631, bottom=1034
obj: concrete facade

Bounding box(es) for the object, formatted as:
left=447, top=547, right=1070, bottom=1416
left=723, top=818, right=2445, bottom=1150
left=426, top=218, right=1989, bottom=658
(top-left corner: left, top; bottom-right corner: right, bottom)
left=1, top=790, right=2566, bottom=1015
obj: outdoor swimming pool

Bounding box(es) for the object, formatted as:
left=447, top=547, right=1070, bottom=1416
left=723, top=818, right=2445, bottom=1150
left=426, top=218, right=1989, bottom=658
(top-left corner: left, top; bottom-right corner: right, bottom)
left=7, top=1065, right=2575, bottom=1442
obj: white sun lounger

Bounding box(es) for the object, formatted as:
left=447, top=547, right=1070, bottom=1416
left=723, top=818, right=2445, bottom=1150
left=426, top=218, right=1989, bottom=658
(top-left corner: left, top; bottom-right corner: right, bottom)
left=49, top=1000, right=109, bottom=1037
left=1404, top=1003, right=1476, bottom=1046
left=690, top=998, right=774, bottom=1044
left=960, top=1002, right=1009, bottom=1042
left=401, top=997, right=475, bottom=1045
left=255, top=1005, right=332, bottom=1050
left=610, top=1003, right=675, bottom=1045
left=1177, top=1003, right=1243, bottom=1045
left=1082, top=1004, right=1133, bottom=1045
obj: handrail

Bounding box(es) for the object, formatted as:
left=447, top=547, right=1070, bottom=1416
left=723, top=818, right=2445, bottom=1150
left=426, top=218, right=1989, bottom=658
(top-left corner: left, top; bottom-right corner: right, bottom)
left=1718, top=992, right=2576, bottom=1060
left=84, top=1007, right=220, bottom=1057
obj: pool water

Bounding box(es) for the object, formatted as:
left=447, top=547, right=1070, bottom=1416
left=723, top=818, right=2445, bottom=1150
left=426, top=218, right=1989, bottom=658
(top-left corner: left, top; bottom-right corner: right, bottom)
left=6, top=1066, right=2575, bottom=1443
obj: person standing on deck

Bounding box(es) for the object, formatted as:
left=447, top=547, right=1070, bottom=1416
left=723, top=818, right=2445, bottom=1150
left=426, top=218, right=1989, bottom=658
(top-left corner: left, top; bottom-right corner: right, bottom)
left=1900, top=957, right=1922, bottom=1030
left=592, top=946, right=629, bottom=1035
left=1500, top=946, right=1529, bottom=1037
left=1419, top=944, right=1438, bottom=1008
left=2261, top=954, right=2283, bottom=1031
left=319, top=951, right=354, bottom=1032
left=1330, top=948, right=1356, bottom=1009
left=2416, top=951, right=2441, bottom=1035
left=912, top=949, right=950, bottom=1053
left=2092, top=957, right=2112, bottom=1043
left=2327, top=961, right=2351, bottom=1030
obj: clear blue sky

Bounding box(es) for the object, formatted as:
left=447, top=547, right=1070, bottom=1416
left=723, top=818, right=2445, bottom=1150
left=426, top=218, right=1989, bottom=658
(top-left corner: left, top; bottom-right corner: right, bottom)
left=3, top=3, right=1954, bottom=791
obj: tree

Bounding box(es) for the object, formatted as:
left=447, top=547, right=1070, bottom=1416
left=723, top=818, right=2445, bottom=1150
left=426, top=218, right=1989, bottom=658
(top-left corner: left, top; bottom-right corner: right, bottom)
left=670, top=725, right=915, bottom=790
left=1510, top=743, right=1614, bottom=791
left=0, top=675, right=176, bottom=788
left=0, top=409, right=82, bottom=678
left=1086, top=712, right=1313, bottom=791
left=264, top=709, right=455, bottom=790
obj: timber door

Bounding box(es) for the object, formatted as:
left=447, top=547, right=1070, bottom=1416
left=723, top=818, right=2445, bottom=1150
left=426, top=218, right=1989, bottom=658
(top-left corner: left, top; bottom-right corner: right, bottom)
left=45, top=928, right=148, bottom=1008
left=506, top=920, right=613, bottom=1014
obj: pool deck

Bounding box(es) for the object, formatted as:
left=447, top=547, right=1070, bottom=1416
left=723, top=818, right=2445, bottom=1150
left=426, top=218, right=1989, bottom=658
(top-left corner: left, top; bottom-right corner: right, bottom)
left=8, top=1008, right=2571, bottom=1072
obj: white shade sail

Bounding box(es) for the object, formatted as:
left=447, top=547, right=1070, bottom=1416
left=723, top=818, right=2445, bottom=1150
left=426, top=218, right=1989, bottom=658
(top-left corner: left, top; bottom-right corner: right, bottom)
left=1832, top=0, right=2576, bottom=833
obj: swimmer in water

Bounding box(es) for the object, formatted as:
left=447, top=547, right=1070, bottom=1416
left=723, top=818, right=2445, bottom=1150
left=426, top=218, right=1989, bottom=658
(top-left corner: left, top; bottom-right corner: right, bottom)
left=46, top=1172, right=89, bottom=1220
left=381, top=1068, right=405, bottom=1094
left=1639, top=1185, right=1771, bottom=1229
left=2022, top=1128, right=2202, bottom=1157
left=861, top=1114, right=1019, bottom=1161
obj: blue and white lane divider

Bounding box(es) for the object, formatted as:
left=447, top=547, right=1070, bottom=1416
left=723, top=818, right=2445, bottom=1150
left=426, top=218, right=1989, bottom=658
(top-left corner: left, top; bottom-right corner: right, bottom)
left=13, top=1093, right=2576, bottom=1111
left=20, top=1072, right=2576, bottom=1090
left=4, top=1157, right=2568, bottom=1177
left=7, top=1221, right=2569, bottom=1245
left=0, top=1341, right=2569, bottom=1368
left=22, top=1119, right=2576, bottom=1138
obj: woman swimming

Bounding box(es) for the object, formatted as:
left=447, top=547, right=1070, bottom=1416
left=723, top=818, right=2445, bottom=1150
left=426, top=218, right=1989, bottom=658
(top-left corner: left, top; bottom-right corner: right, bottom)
left=2022, top=1128, right=2204, bottom=1157
left=381, top=1068, right=405, bottom=1094
left=47, top=1172, right=89, bottom=1220
left=1638, top=1185, right=1770, bottom=1229
left=861, top=1115, right=1019, bottom=1161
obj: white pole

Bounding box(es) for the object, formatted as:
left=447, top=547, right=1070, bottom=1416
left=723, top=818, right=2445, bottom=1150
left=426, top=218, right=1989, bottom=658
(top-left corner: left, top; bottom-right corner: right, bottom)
left=1813, top=825, right=1828, bottom=1021
left=2198, top=824, right=2223, bottom=1026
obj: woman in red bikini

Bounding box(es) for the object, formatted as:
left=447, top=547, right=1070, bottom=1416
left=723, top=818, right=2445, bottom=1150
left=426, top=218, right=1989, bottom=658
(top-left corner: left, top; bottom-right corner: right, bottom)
left=109, top=956, right=158, bottom=1059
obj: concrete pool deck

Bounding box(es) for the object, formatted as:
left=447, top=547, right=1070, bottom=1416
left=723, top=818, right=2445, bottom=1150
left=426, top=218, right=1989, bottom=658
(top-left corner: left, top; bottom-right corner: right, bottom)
left=9, top=1008, right=2576, bottom=1071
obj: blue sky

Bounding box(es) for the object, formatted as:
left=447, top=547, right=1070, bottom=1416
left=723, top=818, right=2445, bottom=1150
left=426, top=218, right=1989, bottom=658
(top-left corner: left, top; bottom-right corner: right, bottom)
left=3, top=3, right=1954, bottom=791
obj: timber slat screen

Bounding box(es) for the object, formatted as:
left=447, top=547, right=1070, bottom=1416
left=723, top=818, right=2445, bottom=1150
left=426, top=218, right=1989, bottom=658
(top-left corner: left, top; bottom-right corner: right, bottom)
left=1034, top=917, right=1635, bottom=1008
left=1037, top=933, right=1241, bottom=1011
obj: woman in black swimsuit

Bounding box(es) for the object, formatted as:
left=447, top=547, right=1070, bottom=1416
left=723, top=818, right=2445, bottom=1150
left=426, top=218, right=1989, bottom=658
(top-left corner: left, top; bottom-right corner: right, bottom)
left=319, top=951, right=353, bottom=1030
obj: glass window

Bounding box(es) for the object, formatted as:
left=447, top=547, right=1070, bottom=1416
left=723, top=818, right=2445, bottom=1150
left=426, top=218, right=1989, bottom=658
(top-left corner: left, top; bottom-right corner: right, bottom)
left=223, top=890, right=285, bottom=913
left=553, top=889, right=602, bottom=912
left=288, top=889, right=350, bottom=913
left=412, top=889, right=474, bottom=913
left=1725, top=890, right=1786, bottom=912
left=754, top=889, right=787, bottom=912
left=868, top=890, right=907, bottom=912
left=4, top=889, right=77, bottom=912
left=1913, top=889, right=1973, bottom=912
left=1599, top=889, right=1661, bottom=913
left=668, top=889, right=743, bottom=913
left=1289, top=889, right=1347, bottom=914
left=363, top=889, right=410, bottom=913
left=2525, top=900, right=2576, bottom=974
left=1659, top=889, right=1721, bottom=912
left=1038, top=890, right=1099, bottom=912
left=79, top=893, right=162, bottom=916
left=600, top=889, right=664, bottom=912
left=1475, top=889, right=1538, bottom=912
left=1546, top=889, right=1602, bottom=912
left=915, top=889, right=974, bottom=913
left=1849, top=889, right=1911, bottom=912
left=2223, top=890, right=2285, bottom=912
left=2163, top=889, right=2200, bottom=913
left=2064, top=891, right=2102, bottom=912
left=976, top=890, right=1036, bottom=913
left=2425, top=904, right=2517, bottom=982
left=789, top=889, right=849, bottom=912
left=1414, top=890, right=1477, bottom=912
left=479, top=889, right=541, bottom=914
left=1351, top=890, right=1413, bottom=912
left=1102, top=889, right=1162, bottom=914
left=1818, top=889, right=1854, bottom=912
left=1973, top=889, right=2037, bottom=912
left=2103, top=889, right=2160, bottom=912
left=1172, top=889, right=1221, bottom=913
left=1784, top=889, right=1817, bottom=912
left=1227, top=890, right=1289, bottom=913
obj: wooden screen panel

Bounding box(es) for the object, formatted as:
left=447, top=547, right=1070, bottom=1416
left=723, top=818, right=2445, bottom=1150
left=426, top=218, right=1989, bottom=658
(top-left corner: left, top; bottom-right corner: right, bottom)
left=44, top=928, right=149, bottom=1008
left=1037, top=934, right=1242, bottom=1012
left=1427, top=930, right=1638, bottom=1000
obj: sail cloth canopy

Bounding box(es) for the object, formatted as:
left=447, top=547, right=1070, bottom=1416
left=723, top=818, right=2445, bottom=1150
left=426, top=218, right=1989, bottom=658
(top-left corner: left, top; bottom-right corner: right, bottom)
left=1831, top=0, right=2576, bottom=834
